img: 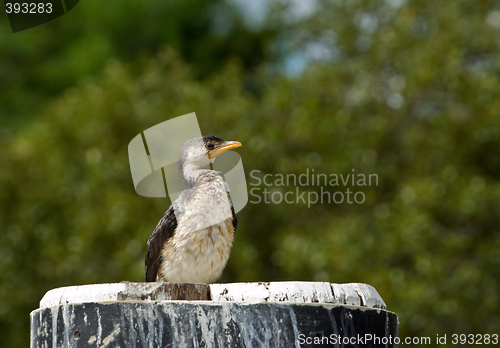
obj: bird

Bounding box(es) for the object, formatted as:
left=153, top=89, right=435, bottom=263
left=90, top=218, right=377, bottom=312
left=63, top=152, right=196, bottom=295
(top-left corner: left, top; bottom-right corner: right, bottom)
left=145, top=134, right=242, bottom=283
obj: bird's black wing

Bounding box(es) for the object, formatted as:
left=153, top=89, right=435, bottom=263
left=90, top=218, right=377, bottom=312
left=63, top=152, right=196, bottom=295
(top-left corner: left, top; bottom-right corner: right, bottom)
left=231, top=203, right=238, bottom=230
left=145, top=205, right=177, bottom=282
left=228, top=189, right=237, bottom=231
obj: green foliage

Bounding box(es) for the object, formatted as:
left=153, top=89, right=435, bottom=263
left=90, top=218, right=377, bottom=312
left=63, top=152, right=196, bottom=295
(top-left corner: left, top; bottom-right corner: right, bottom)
left=1, top=1, right=500, bottom=347
left=0, top=0, right=277, bottom=131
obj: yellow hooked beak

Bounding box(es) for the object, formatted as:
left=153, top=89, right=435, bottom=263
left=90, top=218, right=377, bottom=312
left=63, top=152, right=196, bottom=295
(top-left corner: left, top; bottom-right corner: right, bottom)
left=208, top=141, right=242, bottom=159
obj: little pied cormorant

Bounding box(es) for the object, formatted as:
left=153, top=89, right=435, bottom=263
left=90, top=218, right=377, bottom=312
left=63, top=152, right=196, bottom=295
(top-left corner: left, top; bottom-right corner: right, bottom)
left=145, top=135, right=242, bottom=283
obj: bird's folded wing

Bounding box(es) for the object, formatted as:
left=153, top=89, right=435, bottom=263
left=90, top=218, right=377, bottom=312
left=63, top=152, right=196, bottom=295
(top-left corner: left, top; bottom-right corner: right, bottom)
left=145, top=205, right=178, bottom=282
left=230, top=197, right=238, bottom=231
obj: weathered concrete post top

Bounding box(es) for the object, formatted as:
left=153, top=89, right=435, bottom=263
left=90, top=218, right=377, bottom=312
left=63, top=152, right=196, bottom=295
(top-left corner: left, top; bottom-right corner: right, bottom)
left=31, top=281, right=398, bottom=347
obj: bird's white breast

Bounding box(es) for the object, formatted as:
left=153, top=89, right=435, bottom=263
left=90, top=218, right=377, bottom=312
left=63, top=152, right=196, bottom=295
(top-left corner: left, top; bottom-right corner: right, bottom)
left=159, top=172, right=235, bottom=283
left=159, top=219, right=234, bottom=283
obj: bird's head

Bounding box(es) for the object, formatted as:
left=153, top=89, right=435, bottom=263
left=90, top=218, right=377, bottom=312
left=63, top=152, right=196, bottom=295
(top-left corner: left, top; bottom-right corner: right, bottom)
left=179, top=134, right=242, bottom=184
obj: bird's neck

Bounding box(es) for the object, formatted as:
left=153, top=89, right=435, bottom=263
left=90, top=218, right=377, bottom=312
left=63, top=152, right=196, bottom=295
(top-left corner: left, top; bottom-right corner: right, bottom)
left=182, top=164, right=213, bottom=188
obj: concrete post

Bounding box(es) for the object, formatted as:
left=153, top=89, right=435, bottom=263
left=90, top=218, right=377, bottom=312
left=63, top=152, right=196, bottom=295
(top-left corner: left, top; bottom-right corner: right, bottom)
left=31, top=281, right=398, bottom=347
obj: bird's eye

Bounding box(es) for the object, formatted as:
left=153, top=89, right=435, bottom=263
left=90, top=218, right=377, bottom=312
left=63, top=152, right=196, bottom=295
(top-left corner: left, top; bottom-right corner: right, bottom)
left=205, top=143, right=215, bottom=150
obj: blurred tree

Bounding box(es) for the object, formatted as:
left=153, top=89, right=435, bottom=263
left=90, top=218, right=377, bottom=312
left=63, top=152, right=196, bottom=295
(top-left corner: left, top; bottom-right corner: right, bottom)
left=0, top=0, right=277, bottom=132
left=1, top=0, right=500, bottom=347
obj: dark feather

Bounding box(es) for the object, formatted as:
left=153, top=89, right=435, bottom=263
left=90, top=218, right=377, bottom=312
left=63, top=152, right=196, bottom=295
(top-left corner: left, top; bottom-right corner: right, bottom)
left=145, top=205, right=178, bottom=282
left=231, top=203, right=238, bottom=230
left=203, top=134, right=225, bottom=145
